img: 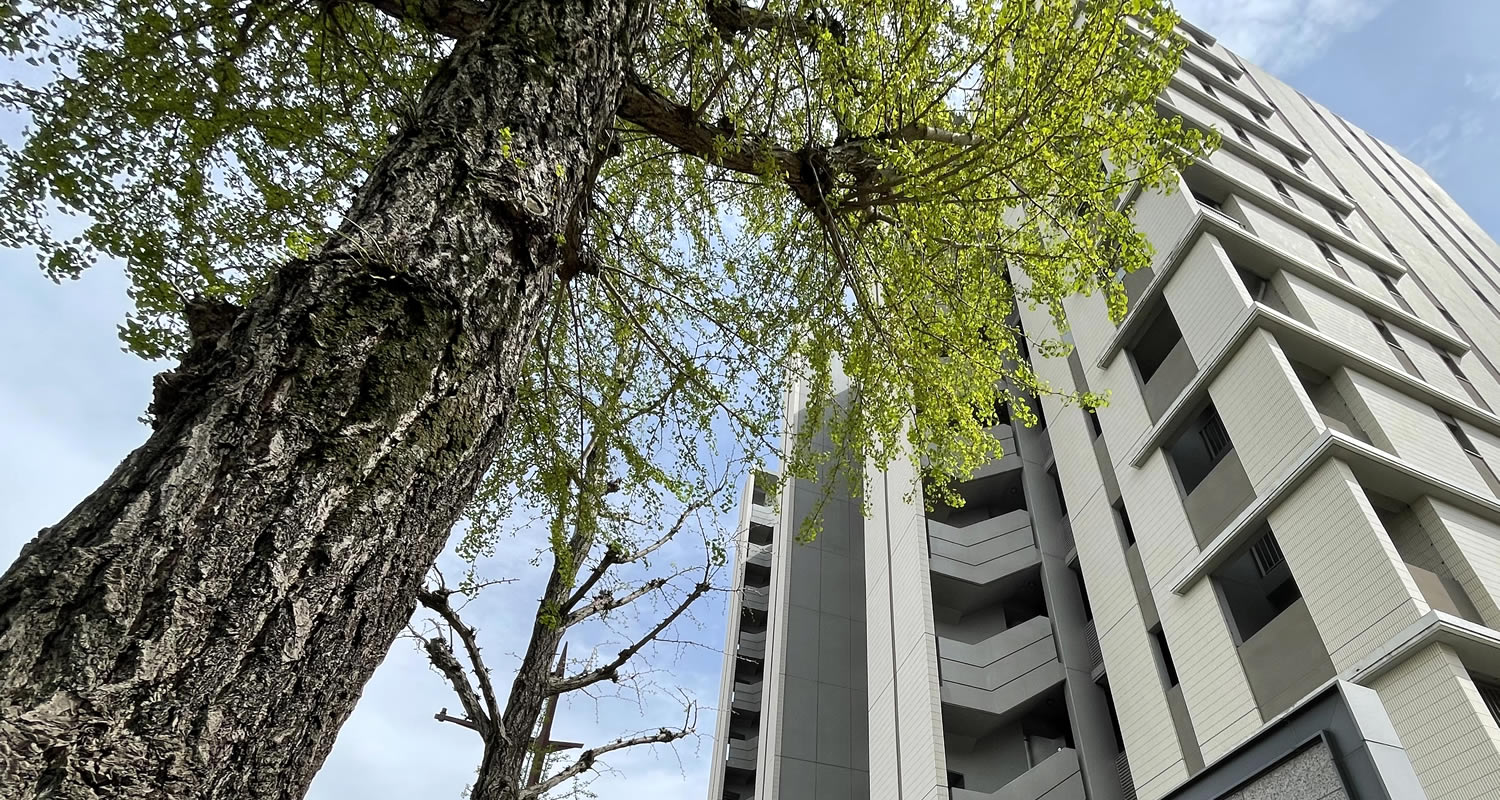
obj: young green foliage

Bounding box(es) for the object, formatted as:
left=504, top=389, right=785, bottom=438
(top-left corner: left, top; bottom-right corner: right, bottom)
left=3, top=0, right=1213, bottom=527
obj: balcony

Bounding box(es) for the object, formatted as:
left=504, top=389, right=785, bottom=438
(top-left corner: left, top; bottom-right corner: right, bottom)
left=951, top=748, right=1083, bottom=800
left=1405, top=561, right=1484, bottom=624
left=1181, top=449, right=1255, bottom=548
left=928, top=509, right=1039, bottom=586
left=1141, top=338, right=1197, bottom=421
left=726, top=736, right=758, bottom=771
left=938, top=616, right=1064, bottom=722
left=730, top=680, right=763, bottom=713
left=1236, top=598, right=1335, bottom=719
left=737, top=628, right=766, bottom=661
left=746, top=542, right=771, bottom=570
left=740, top=585, right=768, bottom=613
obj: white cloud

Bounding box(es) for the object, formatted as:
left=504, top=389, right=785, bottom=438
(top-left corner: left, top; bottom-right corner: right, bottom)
left=1463, top=71, right=1500, bottom=101
left=1404, top=110, right=1485, bottom=176
left=1170, top=0, right=1398, bottom=71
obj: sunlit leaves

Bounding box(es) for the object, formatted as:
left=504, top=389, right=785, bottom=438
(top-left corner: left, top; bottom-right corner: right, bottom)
left=3, top=0, right=1211, bottom=536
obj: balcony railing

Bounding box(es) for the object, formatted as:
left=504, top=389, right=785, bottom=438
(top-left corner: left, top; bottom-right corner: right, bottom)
left=741, top=585, right=768, bottom=613
left=737, top=628, right=766, bottom=661
left=938, top=616, right=1063, bottom=718
left=950, top=748, right=1083, bottom=800
left=1117, top=750, right=1137, bottom=800
left=1079, top=618, right=1103, bottom=675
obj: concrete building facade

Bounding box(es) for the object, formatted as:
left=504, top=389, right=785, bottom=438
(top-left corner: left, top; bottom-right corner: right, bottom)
left=708, top=16, right=1500, bottom=800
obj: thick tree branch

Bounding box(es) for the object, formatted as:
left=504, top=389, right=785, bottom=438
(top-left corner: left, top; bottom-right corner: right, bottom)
left=421, top=635, right=492, bottom=738
left=550, top=579, right=712, bottom=695
left=522, top=706, right=697, bottom=798
left=357, top=0, right=486, bottom=38
left=418, top=586, right=506, bottom=742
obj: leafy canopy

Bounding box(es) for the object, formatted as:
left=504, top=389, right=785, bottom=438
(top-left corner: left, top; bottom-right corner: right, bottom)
left=1, top=0, right=1212, bottom=522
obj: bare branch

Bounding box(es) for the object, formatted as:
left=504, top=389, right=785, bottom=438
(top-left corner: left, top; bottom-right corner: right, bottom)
left=550, top=579, right=712, bottom=695
left=434, top=707, right=483, bottom=732
left=522, top=705, right=697, bottom=798
left=564, top=576, right=668, bottom=628
left=421, top=636, right=490, bottom=738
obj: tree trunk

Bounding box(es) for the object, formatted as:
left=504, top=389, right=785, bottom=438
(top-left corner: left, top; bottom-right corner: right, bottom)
left=0, top=2, right=640, bottom=797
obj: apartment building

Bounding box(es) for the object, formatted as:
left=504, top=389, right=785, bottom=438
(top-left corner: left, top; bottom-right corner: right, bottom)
left=708, top=16, right=1500, bottom=800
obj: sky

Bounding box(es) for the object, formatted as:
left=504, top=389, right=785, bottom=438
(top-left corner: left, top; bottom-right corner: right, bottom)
left=2, top=2, right=1498, bottom=798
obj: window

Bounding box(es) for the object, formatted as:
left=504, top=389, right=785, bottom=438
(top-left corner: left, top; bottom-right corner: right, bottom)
left=1285, top=152, right=1308, bottom=178
left=1249, top=532, right=1286, bottom=576
left=1444, top=414, right=1482, bottom=457
left=1251, top=109, right=1270, bottom=127
left=1378, top=273, right=1415, bottom=313
left=1218, top=66, right=1236, bottom=83
left=1131, top=309, right=1185, bottom=384
left=948, top=772, right=966, bottom=790
left=1237, top=266, right=1269, bottom=302
left=1326, top=205, right=1354, bottom=237
left=1382, top=239, right=1407, bottom=264
left=1214, top=526, right=1302, bottom=642
left=1441, top=352, right=1492, bottom=412
left=1049, top=465, right=1067, bottom=517
left=1167, top=404, right=1234, bottom=493
left=748, top=522, right=773, bottom=546
left=1072, top=560, right=1094, bottom=622
left=1373, top=318, right=1421, bottom=378
left=1149, top=626, right=1180, bottom=687
left=1269, top=176, right=1297, bottom=208
left=1231, top=124, right=1254, bottom=148
left=1087, top=408, right=1104, bottom=439
left=1440, top=413, right=1500, bottom=496
left=1114, top=499, right=1136, bottom=546
left=1317, top=241, right=1352, bottom=281
left=1199, top=79, right=1219, bottom=99
left=1192, top=190, right=1223, bottom=213
left=1474, top=676, right=1500, bottom=728
left=1199, top=407, right=1231, bottom=460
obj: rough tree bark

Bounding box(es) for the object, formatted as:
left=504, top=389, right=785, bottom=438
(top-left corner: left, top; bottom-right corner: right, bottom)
left=0, top=1, right=642, bottom=797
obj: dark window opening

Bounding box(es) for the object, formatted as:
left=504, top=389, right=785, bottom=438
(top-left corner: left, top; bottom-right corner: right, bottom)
left=1167, top=405, right=1234, bottom=494
left=1378, top=273, right=1415, bottom=313
left=1214, top=526, right=1302, bottom=642
left=1236, top=266, right=1271, bottom=304
left=1442, top=352, right=1493, bottom=412
left=1049, top=465, right=1068, bottom=517
left=1270, top=176, right=1297, bottom=208
left=1150, top=626, right=1180, bottom=687
left=1132, top=309, right=1185, bottom=384
left=748, top=522, right=773, bottom=546
left=1374, top=318, right=1421, bottom=378
left=1192, top=190, right=1222, bottom=212
left=1071, top=559, right=1094, bottom=622
left=1099, top=681, right=1127, bottom=753
left=1285, top=152, right=1308, bottom=177
left=1326, top=205, right=1354, bottom=237
left=948, top=772, right=966, bottom=790
left=1474, top=675, right=1500, bottom=728
left=1199, top=80, right=1218, bottom=99
left=1088, top=408, right=1104, bottom=439
left=1231, top=124, right=1254, bottom=148
left=1114, top=500, right=1136, bottom=546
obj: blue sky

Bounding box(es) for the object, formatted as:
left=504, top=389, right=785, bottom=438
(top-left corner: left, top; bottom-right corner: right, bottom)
left=2, top=2, right=1497, bottom=798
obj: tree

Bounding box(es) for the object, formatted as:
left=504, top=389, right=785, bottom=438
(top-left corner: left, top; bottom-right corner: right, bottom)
left=0, top=1, right=1211, bottom=797
left=410, top=338, right=731, bottom=800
